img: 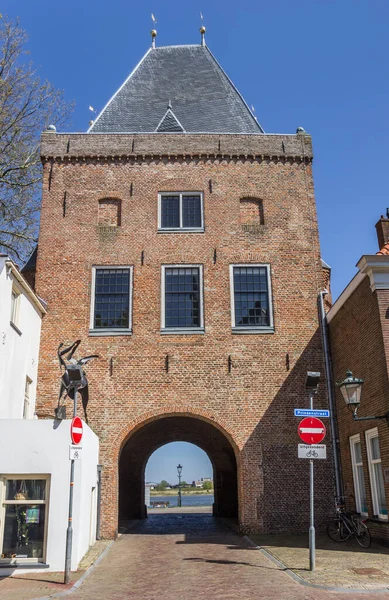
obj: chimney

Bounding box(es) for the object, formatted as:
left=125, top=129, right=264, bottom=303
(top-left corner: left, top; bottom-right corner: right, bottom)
left=375, top=212, right=389, bottom=251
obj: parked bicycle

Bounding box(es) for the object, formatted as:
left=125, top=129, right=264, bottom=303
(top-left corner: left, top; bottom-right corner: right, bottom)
left=327, top=499, right=371, bottom=548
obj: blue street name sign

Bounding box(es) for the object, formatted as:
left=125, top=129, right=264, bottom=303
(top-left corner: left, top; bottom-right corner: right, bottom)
left=294, top=409, right=330, bottom=418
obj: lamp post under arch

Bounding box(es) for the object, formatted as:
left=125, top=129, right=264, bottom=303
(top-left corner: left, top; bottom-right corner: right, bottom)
left=177, top=464, right=183, bottom=507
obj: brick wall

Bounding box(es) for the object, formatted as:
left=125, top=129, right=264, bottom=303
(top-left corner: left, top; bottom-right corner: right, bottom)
left=328, top=275, right=389, bottom=540
left=35, top=132, right=333, bottom=538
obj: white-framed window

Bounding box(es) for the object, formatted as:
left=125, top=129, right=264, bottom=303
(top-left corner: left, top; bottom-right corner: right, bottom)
left=158, top=192, right=204, bottom=232
left=161, top=265, right=204, bottom=334
left=89, top=266, right=133, bottom=336
left=365, top=428, right=388, bottom=519
left=229, top=264, right=274, bottom=333
left=10, top=287, right=21, bottom=329
left=0, top=476, right=50, bottom=563
left=349, top=434, right=368, bottom=515
left=23, top=377, right=32, bottom=419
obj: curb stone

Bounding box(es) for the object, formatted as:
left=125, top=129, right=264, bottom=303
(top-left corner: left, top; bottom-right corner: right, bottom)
left=244, top=536, right=389, bottom=595
left=30, top=541, right=114, bottom=600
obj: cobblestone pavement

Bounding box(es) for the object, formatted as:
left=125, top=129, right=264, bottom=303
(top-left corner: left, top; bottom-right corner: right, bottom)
left=68, top=514, right=389, bottom=600
left=0, top=540, right=110, bottom=600
left=252, top=532, right=389, bottom=591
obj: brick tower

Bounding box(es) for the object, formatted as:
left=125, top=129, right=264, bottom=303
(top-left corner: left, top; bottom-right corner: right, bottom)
left=35, top=30, right=333, bottom=537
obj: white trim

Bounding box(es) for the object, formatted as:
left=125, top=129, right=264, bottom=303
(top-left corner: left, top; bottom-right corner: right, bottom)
left=0, top=475, right=50, bottom=564
left=23, top=376, right=32, bottom=420
left=365, top=428, right=388, bottom=520
left=349, top=434, right=368, bottom=516
left=88, top=48, right=152, bottom=133
left=229, top=264, right=274, bottom=332
left=161, top=264, right=204, bottom=332
left=155, top=108, right=186, bottom=133
left=357, top=254, right=389, bottom=292
left=89, top=265, right=133, bottom=334
left=158, top=192, right=204, bottom=232
left=5, top=259, right=46, bottom=316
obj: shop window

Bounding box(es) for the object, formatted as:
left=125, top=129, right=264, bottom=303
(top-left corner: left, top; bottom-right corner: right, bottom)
left=0, top=477, right=49, bottom=562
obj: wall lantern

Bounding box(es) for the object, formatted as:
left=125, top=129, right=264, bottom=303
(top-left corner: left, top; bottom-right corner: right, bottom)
left=337, top=370, right=389, bottom=425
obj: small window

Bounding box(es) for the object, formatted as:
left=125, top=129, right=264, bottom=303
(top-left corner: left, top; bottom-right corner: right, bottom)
left=10, top=288, right=20, bottom=326
left=365, top=428, right=388, bottom=519
left=158, top=193, right=204, bottom=231
left=89, top=267, right=133, bottom=336
left=349, top=434, right=368, bottom=515
left=230, top=264, right=274, bottom=333
left=0, top=477, right=49, bottom=562
left=23, top=377, right=32, bottom=419
left=161, top=265, right=204, bottom=333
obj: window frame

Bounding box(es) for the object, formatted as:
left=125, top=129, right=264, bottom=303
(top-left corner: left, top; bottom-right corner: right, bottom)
left=89, top=265, right=133, bottom=336
left=161, top=264, right=204, bottom=334
left=23, top=377, right=32, bottom=419
left=158, top=192, right=204, bottom=232
left=365, top=427, right=388, bottom=520
left=0, top=475, right=50, bottom=565
left=10, top=285, right=22, bottom=334
left=229, top=264, right=274, bottom=334
left=349, top=434, right=368, bottom=516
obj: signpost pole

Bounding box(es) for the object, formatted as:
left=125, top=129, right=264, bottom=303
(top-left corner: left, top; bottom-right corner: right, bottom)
left=309, top=391, right=315, bottom=572
left=64, top=389, right=78, bottom=584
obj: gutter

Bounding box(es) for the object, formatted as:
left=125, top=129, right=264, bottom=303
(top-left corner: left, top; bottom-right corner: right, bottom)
left=318, top=290, right=342, bottom=500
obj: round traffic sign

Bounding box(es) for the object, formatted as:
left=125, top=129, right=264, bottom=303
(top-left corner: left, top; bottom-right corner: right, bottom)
left=298, top=417, right=326, bottom=444
left=71, top=416, right=83, bottom=445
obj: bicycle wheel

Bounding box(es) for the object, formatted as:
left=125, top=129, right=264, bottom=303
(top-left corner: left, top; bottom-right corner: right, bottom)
left=327, top=518, right=348, bottom=542
left=355, top=522, right=371, bottom=548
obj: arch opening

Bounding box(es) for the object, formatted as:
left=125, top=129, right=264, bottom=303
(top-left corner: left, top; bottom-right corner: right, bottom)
left=119, top=416, right=238, bottom=522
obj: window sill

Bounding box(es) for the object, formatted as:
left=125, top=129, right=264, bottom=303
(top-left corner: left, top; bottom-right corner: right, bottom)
left=10, top=321, right=22, bottom=336
left=160, top=328, right=205, bottom=335
left=158, top=228, right=204, bottom=234
left=232, top=327, right=274, bottom=335
left=368, top=516, right=389, bottom=523
left=89, top=329, right=132, bottom=337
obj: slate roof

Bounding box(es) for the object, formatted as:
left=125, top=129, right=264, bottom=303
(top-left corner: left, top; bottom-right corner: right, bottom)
left=89, top=45, right=263, bottom=134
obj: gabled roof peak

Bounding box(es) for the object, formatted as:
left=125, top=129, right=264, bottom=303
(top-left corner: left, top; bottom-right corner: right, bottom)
left=89, top=44, right=263, bottom=135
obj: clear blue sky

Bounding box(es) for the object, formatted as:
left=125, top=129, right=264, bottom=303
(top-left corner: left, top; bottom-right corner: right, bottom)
left=5, top=1, right=388, bottom=479
left=145, top=442, right=212, bottom=485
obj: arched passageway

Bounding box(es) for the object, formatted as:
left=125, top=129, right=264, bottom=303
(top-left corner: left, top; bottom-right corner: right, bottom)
left=119, top=416, right=238, bottom=522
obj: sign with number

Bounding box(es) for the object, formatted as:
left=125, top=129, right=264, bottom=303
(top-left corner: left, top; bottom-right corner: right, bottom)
left=298, top=444, right=326, bottom=459
left=298, top=417, right=326, bottom=444
left=69, top=445, right=82, bottom=460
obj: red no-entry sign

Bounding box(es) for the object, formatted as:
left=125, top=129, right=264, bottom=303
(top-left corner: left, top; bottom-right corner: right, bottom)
left=71, top=416, right=83, bottom=445
left=298, top=417, right=326, bottom=445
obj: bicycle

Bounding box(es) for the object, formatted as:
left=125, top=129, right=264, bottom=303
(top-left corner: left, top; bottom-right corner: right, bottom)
left=327, top=501, right=371, bottom=548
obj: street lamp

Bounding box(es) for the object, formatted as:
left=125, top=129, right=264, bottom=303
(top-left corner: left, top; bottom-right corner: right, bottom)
left=177, top=464, right=183, bottom=507
left=337, top=370, right=389, bottom=425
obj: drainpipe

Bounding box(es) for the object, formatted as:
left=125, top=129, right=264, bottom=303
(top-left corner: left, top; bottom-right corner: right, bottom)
left=318, top=291, right=343, bottom=500
left=96, top=465, right=102, bottom=540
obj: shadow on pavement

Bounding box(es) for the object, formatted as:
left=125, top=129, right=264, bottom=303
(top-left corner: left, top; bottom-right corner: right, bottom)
left=252, top=532, right=389, bottom=555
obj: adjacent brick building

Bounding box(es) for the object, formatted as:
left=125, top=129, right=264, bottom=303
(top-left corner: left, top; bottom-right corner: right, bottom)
left=328, top=215, right=389, bottom=542
left=34, top=32, right=334, bottom=537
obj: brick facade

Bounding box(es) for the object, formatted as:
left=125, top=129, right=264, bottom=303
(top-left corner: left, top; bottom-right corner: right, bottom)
left=328, top=235, right=389, bottom=542
left=35, top=131, right=334, bottom=538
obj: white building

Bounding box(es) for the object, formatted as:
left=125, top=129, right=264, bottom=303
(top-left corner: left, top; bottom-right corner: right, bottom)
left=0, top=256, right=100, bottom=574
left=0, top=255, right=46, bottom=419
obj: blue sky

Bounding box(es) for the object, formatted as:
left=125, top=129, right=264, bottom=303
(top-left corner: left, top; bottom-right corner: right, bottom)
left=5, top=1, right=388, bottom=480
left=145, top=442, right=212, bottom=485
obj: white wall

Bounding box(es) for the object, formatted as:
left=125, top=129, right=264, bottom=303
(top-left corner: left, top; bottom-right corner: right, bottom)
left=0, top=419, right=99, bottom=573
left=0, top=257, right=44, bottom=419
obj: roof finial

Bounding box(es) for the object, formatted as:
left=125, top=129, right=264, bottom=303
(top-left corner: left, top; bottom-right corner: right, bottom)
left=167, top=99, right=172, bottom=110
left=200, top=12, right=206, bottom=46
left=151, top=13, right=157, bottom=48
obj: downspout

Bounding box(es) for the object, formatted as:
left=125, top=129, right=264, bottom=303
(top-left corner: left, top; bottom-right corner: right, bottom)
left=318, top=291, right=343, bottom=500
left=96, top=465, right=102, bottom=540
